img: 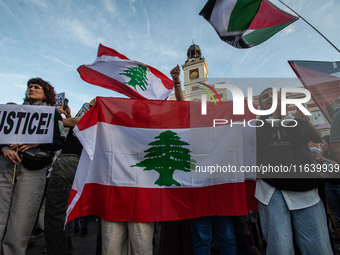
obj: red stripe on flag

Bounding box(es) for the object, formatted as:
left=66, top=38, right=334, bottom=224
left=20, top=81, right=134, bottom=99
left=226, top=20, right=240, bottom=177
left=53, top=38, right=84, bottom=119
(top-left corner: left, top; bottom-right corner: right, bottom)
left=75, top=98, right=254, bottom=131
left=97, top=44, right=129, bottom=60
left=67, top=181, right=257, bottom=223
left=249, top=0, right=296, bottom=29
left=74, top=103, right=98, bottom=130
left=77, top=65, right=146, bottom=100
left=148, top=65, right=173, bottom=90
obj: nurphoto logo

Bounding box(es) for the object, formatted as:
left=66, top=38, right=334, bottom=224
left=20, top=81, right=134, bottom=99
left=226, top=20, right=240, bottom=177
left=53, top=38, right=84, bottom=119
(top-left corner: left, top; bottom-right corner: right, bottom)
left=199, top=85, right=312, bottom=128
left=201, top=86, right=311, bottom=116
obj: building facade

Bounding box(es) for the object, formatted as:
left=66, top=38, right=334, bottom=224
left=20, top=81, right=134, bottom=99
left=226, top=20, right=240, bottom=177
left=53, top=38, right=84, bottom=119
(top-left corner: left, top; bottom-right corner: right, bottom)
left=169, top=44, right=330, bottom=136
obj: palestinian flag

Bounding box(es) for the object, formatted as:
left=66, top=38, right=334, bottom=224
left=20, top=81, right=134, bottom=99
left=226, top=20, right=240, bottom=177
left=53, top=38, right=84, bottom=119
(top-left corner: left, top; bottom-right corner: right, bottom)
left=289, top=60, right=340, bottom=122
left=200, top=0, right=298, bottom=48
left=77, top=44, right=173, bottom=100
left=66, top=97, right=257, bottom=223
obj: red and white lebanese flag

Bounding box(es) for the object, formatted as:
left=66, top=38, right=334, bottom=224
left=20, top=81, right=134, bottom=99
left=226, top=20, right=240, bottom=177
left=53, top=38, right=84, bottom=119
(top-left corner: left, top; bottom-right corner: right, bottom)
left=66, top=97, right=257, bottom=223
left=77, top=44, right=173, bottom=100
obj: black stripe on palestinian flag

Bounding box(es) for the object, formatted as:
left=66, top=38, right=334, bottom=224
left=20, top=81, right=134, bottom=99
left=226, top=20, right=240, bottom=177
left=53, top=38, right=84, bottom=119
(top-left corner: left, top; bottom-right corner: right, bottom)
left=199, top=0, right=217, bottom=21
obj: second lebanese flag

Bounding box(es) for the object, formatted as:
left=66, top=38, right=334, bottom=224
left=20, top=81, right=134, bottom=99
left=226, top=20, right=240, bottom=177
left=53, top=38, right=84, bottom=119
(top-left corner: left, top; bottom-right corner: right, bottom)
left=66, top=98, right=257, bottom=223
left=77, top=44, right=173, bottom=100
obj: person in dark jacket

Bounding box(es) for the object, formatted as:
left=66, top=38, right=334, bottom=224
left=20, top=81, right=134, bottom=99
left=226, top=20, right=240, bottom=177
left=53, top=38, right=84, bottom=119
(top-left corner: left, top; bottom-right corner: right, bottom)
left=255, top=88, right=332, bottom=255
left=0, top=78, right=66, bottom=255
left=44, top=102, right=87, bottom=255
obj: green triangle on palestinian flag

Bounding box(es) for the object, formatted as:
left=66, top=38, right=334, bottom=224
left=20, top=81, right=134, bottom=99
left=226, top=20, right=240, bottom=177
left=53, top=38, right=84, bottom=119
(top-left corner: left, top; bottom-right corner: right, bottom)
left=200, top=0, right=298, bottom=48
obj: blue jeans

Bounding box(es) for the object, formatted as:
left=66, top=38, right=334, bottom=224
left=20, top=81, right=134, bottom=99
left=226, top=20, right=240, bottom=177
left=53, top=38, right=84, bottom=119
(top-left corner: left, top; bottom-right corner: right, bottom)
left=325, top=182, right=340, bottom=223
left=258, top=189, right=333, bottom=255
left=189, top=216, right=236, bottom=255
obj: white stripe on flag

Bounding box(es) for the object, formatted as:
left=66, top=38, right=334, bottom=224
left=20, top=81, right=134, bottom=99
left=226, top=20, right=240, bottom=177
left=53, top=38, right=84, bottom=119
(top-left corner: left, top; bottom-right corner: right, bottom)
left=85, top=56, right=172, bottom=100
left=75, top=122, right=256, bottom=188
left=210, top=0, right=238, bottom=36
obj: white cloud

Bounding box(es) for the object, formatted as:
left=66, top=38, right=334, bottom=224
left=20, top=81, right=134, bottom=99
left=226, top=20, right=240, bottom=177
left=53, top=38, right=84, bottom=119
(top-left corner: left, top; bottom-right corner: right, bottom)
left=160, top=46, right=180, bottom=58
left=280, top=25, right=296, bottom=37
left=129, top=1, right=136, bottom=14
left=0, top=72, right=29, bottom=80
left=69, top=92, right=94, bottom=104
left=42, top=55, right=75, bottom=69
left=0, top=37, right=20, bottom=49
left=144, top=8, right=150, bottom=36
left=312, top=0, right=334, bottom=15
left=60, top=18, right=107, bottom=48
left=27, top=0, right=48, bottom=8
left=102, top=0, right=117, bottom=16
left=14, top=82, right=27, bottom=91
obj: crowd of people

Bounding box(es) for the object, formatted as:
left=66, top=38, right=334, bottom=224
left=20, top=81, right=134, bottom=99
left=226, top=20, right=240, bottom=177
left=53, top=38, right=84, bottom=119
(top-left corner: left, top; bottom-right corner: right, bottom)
left=0, top=65, right=340, bottom=255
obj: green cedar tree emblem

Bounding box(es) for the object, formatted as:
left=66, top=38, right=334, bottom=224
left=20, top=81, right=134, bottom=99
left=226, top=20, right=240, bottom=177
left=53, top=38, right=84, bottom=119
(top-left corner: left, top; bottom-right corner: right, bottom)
left=119, top=65, right=148, bottom=92
left=131, top=130, right=196, bottom=187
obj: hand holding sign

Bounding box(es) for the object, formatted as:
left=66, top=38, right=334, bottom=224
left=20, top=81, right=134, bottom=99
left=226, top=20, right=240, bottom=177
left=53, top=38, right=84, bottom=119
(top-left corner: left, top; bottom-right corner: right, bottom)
left=11, top=143, right=40, bottom=153
left=57, top=101, right=71, bottom=118
left=1, top=146, right=21, bottom=165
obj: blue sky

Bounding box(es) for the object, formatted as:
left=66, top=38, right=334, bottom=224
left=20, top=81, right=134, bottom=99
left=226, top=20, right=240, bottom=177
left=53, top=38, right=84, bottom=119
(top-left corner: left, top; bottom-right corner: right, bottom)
left=1, top=0, right=339, bottom=114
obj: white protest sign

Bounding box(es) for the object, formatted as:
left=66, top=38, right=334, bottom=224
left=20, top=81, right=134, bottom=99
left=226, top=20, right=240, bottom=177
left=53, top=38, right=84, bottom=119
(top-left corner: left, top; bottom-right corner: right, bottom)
left=0, top=104, right=55, bottom=144
left=55, top=92, right=65, bottom=108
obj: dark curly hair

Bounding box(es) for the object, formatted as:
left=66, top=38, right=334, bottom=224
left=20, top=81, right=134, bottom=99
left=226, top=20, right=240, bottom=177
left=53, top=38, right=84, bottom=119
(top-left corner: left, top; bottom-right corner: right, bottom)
left=24, top=78, right=57, bottom=106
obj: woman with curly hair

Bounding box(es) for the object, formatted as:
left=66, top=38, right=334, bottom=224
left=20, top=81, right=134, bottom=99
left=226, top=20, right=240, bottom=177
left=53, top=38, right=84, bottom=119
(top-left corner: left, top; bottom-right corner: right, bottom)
left=0, top=78, right=66, bottom=255
left=23, top=78, right=57, bottom=106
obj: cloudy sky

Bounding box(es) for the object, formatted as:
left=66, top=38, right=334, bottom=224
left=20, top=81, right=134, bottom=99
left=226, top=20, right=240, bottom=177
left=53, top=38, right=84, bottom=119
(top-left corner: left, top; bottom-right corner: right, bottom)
left=1, top=0, right=339, bottom=113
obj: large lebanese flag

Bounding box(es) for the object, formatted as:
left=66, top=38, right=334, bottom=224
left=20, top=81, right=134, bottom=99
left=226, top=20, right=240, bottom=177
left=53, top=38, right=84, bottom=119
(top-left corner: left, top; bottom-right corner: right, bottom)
left=77, top=44, right=173, bottom=100
left=289, top=60, right=340, bottom=122
left=66, top=97, right=257, bottom=223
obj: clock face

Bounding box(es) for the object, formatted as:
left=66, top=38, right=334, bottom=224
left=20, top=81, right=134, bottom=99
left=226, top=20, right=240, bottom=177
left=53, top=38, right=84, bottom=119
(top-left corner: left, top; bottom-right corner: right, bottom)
left=190, top=70, right=199, bottom=79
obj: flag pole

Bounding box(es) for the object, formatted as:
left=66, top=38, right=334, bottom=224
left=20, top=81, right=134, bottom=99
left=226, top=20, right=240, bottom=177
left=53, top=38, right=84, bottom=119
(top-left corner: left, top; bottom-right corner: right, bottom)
left=278, top=0, right=340, bottom=54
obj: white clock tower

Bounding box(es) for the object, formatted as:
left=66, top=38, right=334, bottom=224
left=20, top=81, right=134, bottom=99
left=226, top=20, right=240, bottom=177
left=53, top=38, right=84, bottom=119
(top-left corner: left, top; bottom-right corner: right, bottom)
left=169, top=43, right=209, bottom=101
left=169, top=43, right=228, bottom=101
left=182, top=44, right=209, bottom=101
